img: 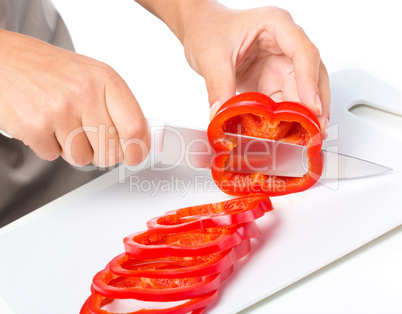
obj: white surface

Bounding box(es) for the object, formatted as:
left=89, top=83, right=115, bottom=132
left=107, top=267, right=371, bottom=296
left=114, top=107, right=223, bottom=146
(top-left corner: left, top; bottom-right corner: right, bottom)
left=0, top=70, right=401, bottom=314
left=1, top=0, right=402, bottom=313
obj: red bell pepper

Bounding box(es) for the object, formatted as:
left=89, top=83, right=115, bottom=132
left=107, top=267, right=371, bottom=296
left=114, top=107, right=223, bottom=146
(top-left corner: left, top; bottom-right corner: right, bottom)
left=147, top=195, right=272, bottom=233
left=81, top=289, right=216, bottom=314
left=123, top=221, right=260, bottom=258
left=81, top=123, right=285, bottom=313
left=108, top=239, right=250, bottom=278
left=207, top=92, right=323, bottom=196
left=91, top=265, right=233, bottom=301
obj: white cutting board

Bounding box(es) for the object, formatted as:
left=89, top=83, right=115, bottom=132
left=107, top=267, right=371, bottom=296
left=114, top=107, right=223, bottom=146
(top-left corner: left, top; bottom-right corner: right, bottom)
left=0, top=70, right=401, bottom=314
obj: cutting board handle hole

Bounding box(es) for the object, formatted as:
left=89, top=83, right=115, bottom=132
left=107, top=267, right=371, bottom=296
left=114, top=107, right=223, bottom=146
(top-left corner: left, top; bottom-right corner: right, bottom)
left=349, top=104, right=402, bottom=142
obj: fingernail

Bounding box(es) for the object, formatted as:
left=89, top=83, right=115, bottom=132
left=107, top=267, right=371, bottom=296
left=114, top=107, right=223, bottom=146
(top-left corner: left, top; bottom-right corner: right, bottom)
left=210, top=100, right=221, bottom=121
left=324, top=116, right=329, bottom=139
left=315, top=93, right=322, bottom=115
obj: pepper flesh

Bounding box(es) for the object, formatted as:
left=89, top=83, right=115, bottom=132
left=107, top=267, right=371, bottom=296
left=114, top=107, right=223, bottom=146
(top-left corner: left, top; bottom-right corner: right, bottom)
left=147, top=195, right=272, bottom=233
left=123, top=221, right=261, bottom=258
left=91, top=265, right=233, bottom=301
left=81, top=288, right=216, bottom=314
left=109, top=239, right=250, bottom=278
left=81, top=195, right=268, bottom=313
left=207, top=92, right=323, bottom=196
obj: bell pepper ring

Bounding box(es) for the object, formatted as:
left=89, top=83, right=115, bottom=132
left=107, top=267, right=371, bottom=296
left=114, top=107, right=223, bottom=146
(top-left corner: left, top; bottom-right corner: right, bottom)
left=207, top=92, right=323, bottom=196
left=81, top=289, right=217, bottom=314
left=108, top=239, right=250, bottom=279
left=80, top=299, right=206, bottom=314
left=146, top=195, right=272, bottom=233
left=123, top=221, right=261, bottom=258
left=91, top=265, right=233, bottom=301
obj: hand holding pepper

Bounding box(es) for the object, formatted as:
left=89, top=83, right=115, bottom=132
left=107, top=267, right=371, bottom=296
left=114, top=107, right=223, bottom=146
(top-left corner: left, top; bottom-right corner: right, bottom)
left=135, top=0, right=330, bottom=136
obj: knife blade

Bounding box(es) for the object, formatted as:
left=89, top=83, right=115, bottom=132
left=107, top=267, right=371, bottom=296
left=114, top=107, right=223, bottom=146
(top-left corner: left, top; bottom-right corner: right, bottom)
left=152, top=122, right=392, bottom=179
left=1, top=121, right=391, bottom=179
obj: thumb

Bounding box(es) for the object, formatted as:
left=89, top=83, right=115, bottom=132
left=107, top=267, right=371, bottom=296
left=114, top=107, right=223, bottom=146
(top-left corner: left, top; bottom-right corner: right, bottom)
left=201, top=57, right=236, bottom=120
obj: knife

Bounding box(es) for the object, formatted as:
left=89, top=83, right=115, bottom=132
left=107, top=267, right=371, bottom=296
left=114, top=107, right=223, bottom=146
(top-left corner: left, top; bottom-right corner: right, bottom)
left=148, top=119, right=392, bottom=179
left=0, top=122, right=391, bottom=179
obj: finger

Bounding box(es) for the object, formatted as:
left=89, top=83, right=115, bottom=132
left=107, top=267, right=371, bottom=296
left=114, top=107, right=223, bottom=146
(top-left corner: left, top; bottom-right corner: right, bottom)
left=210, top=100, right=223, bottom=121
left=198, top=53, right=236, bottom=120
left=59, top=124, right=94, bottom=167
left=104, top=70, right=150, bottom=166
left=18, top=117, right=62, bottom=161
left=318, top=61, right=331, bottom=120
left=293, top=45, right=322, bottom=115
left=25, top=133, right=62, bottom=161
left=256, top=55, right=301, bottom=103
left=81, top=94, right=123, bottom=168
left=273, top=14, right=322, bottom=115
left=317, top=62, right=331, bottom=139
left=50, top=105, right=94, bottom=166
left=283, top=71, right=301, bottom=101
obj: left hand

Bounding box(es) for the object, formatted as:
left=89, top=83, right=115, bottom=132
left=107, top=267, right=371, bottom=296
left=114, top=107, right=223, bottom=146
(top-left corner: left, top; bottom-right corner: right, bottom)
left=179, top=2, right=330, bottom=134
left=135, top=0, right=330, bottom=135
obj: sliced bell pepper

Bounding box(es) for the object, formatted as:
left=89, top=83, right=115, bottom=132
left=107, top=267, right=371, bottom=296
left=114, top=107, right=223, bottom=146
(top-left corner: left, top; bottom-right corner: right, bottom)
left=108, top=239, right=250, bottom=278
left=123, top=221, right=261, bottom=258
left=81, top=125, right=285, bottom=312
left=207, top=92, right=323, bottom=196
left=91, top=265, right=233, bottom=301
left=81, top=288, right=216, bottom=314
left=146, top=195, right=272, bottom=233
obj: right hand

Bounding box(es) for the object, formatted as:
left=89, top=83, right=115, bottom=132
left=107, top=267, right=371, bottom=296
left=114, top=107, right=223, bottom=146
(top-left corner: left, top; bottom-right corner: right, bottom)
left=0, top=29, right=150, bottom=167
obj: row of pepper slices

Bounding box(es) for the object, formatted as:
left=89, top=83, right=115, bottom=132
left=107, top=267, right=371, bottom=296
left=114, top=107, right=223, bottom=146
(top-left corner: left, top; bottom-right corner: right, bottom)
left=80, top=195, right=273, bottom=313
left=80, top=92, right=323, bottom=313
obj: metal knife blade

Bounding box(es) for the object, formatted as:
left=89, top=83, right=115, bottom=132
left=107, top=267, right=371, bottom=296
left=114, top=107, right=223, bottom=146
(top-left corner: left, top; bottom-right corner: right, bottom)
left=154, top=124, right=392, bottom=179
